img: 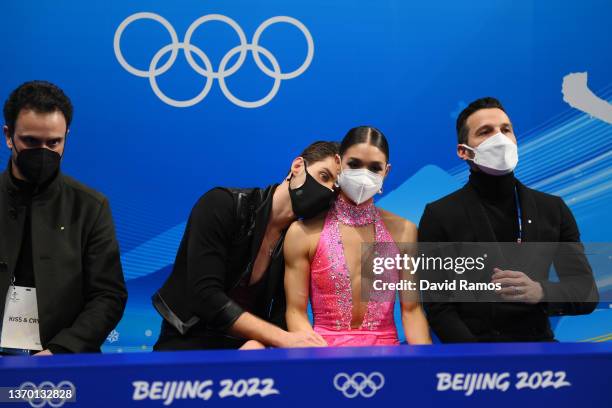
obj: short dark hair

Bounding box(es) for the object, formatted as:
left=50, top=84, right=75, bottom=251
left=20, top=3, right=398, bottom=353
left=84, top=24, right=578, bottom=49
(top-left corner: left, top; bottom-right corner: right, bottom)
left=340, top=126, right=390, bottom=161
left=456, top=97, right=506, bottom=144
left=300, top=140, right=340, bottom=166
left=3, top=80, right=73, bottom=136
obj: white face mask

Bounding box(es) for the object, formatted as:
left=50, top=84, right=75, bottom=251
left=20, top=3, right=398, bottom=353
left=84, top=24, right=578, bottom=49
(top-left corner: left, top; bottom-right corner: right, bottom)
left=337, top=168, right=384, bottom=205
left=461, top=132, right=519, bottom=175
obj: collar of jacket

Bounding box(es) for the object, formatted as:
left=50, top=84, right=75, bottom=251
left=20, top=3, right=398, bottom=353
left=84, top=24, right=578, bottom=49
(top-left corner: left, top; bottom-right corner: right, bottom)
left=246, top=184, right=279, bottom=262
left=223, top=183, right=281, bottom=290
left=1, top=160, right=62, bottom=203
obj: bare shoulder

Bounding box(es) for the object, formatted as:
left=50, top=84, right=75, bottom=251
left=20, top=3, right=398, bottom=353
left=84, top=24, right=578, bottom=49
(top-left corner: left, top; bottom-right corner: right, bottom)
left=285, top=213, right=326, bottom=255
left=378, top=208, right=417, bottom=243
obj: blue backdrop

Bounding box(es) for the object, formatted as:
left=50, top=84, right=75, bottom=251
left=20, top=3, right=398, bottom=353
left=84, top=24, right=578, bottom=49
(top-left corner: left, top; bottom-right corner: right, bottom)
left=1, top=0, right=610, bottom=352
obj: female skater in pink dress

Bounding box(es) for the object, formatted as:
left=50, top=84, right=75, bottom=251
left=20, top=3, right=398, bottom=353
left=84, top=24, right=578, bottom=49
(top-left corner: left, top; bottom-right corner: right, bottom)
left=284, top=126, right=431, bottom=347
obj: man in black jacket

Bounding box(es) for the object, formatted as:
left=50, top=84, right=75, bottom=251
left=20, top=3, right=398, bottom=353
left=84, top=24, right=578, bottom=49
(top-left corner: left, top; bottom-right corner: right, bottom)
left=153, top=141, right=340, bottom=350
left=0, top=81, right=127, bottom=355
left=418, top=97, right=598, bottom=343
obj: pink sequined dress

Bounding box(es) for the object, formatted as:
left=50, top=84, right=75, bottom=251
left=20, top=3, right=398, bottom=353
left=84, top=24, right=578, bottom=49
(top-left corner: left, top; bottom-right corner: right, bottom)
left=310, top=195, right=400, bottom=347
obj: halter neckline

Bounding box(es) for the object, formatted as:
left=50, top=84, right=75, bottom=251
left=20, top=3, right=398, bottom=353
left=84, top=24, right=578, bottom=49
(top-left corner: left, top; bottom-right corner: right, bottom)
left=333, top=194, right=377, bottom=227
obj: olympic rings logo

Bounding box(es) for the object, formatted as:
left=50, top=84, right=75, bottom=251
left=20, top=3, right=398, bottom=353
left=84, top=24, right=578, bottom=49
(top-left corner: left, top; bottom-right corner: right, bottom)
left=333, top=372, right=385, bottom=398
left=113, top=12, right=314, bottom=108
left=18, top=381, right=75, bottom=408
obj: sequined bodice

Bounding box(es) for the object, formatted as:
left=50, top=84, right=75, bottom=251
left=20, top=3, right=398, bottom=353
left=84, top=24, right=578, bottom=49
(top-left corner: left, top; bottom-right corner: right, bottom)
left=310, top=196, right=399, bottom=332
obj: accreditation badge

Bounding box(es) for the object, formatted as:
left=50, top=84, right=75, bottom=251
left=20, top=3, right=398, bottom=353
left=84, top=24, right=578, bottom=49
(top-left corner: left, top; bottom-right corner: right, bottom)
left=0, top=286, right=43, bottom=351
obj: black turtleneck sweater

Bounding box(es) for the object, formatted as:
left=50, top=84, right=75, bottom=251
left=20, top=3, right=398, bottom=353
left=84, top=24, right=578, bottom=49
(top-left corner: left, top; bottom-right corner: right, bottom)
left=10, top=172, right=36, bottom=288
left=468, top=170, right=520, bottom=243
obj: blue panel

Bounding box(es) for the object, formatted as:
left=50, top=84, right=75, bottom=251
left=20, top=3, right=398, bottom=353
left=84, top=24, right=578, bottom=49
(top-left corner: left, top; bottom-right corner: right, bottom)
left=0, top=0, right=610, bottom=352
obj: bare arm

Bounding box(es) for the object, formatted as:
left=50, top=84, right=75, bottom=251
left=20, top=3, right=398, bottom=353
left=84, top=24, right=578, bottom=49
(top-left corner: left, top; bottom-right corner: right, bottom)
left=393, top=217, right=432, bottom=345
left=284, top=221, right=317, bottom=333
left=228, top=312, right=292, bottom=347
left=229, top=309, right=327, bottom=348
left=401, top=300, right=432, bottom=345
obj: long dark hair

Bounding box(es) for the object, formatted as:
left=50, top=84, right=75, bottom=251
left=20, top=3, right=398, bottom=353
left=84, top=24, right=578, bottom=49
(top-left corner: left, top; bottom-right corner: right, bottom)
left=339, top=126, right=389, bottom=161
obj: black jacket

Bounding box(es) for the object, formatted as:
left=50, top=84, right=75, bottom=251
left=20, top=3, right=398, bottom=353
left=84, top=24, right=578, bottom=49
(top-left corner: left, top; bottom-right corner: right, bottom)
left=153, top=185, right=287, bottom=341
left=418, top=179, right=598, bottom=343
left=0, top=167, right=127, bottom=353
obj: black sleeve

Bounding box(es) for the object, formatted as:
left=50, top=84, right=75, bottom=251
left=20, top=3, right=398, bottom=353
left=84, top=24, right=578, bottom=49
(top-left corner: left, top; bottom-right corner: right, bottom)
left=419, top=204, right=478, bottom=343
left=540, top=197, right=599, bottom=316
left=47, top=344, right=71, bottom=354
left=48, top=198, right=128, bottom=353
left=187, top=188, right=245, bottom=331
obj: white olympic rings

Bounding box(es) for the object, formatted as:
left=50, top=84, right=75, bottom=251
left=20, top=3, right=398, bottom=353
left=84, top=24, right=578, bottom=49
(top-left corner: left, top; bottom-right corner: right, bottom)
left=113, top=12, right=314, bottom=108
left=333, top=372, right=385, bottom=398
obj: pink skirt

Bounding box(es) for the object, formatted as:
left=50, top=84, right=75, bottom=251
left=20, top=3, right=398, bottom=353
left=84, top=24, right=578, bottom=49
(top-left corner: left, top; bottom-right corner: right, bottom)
left=315, top=326, right=400, bottom=347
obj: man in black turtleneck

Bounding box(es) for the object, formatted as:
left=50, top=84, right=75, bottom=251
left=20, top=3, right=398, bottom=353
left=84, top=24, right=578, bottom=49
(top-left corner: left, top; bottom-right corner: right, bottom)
left=418, top=97, right=598, bottom=343
left=0, top=81, right=127, bottom=355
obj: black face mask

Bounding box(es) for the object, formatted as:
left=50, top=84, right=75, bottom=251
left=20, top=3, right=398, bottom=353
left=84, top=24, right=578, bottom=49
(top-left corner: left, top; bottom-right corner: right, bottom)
left=288, top=163, right=335, bottom=219
left=12, top=143, right=61, bottom=186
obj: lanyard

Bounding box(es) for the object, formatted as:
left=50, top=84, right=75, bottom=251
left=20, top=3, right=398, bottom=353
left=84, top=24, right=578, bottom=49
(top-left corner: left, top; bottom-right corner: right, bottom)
left=514, top=186, right=523, bottom=243
left=9, top=275, right=17, bottom=301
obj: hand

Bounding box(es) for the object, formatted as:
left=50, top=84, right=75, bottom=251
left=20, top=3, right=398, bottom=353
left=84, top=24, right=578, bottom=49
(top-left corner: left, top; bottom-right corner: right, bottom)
left=491, top=268, right=544, bottom=304
left=33, top=349, right=53, bottom=356
left=281, top=331, right=328, bottom=348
